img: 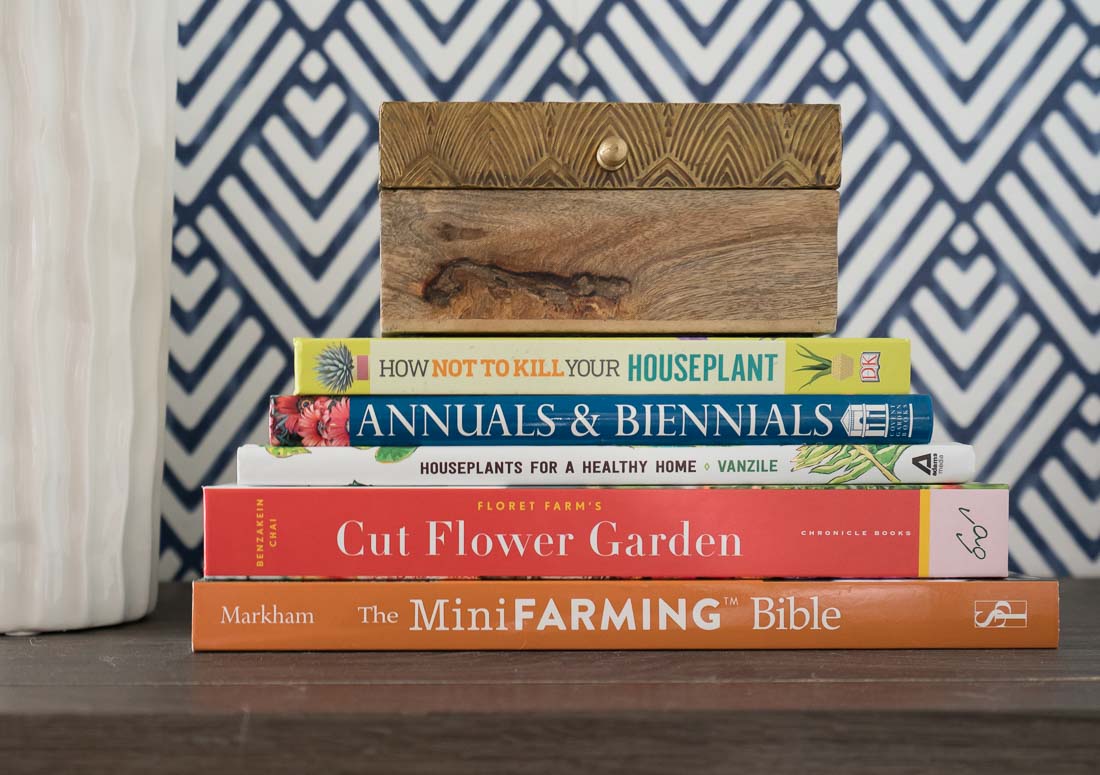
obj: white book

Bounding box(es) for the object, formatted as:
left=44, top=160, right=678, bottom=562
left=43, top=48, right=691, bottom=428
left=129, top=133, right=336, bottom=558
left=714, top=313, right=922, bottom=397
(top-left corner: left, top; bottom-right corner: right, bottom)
left=236, top=443, right=975, bottom=487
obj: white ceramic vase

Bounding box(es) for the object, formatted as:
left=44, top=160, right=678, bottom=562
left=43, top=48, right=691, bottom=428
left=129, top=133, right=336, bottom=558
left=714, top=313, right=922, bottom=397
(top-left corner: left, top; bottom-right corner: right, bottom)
left=0, top=1, right=176, bottom=633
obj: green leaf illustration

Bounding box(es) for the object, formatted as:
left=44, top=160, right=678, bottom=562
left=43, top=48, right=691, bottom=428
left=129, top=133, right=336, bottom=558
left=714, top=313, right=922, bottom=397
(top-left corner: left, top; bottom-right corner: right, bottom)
left=791, top=444, right=910, bottom=484
left=264, top=446, right=311, bottom=458
left=792, top=444, right=840, bottom=469
left=810, top=452, right=863, bottom=474
left=799, top=369, right=833, bottom=389
left=827, top=461, right=875, bottom=484
left=374, top=447, right=417, bottom=464
left=795, top=344, right=831, bottom=366
left=793, top=344, right=855, bottom=389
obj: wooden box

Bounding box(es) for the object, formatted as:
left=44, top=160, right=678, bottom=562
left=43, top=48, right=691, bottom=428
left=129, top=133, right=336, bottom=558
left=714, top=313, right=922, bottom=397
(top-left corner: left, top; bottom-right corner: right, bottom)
left=378, top=101, right=840, bottom=335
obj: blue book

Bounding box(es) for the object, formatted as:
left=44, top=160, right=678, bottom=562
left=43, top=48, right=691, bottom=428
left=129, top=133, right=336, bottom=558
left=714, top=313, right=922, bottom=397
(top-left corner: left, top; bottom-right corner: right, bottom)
left=269, top=395, right=933, bottom=447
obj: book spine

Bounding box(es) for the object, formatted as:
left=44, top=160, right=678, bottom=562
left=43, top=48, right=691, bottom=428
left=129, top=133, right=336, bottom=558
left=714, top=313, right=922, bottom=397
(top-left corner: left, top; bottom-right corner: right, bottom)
left=191, top=578, right=1058, bottom=651
left=238, top=443, right=976, bottom=486
left=268, top=395, right=934, bottom=447
left=294, top=337, right=910, bottom=395
left=202, top=485, right=1008, bottom=579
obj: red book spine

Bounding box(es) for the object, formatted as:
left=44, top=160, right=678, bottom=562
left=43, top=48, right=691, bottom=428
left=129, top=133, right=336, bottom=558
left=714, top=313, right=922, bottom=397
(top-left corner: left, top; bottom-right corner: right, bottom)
left=202, top=486, right=1010, bottom=579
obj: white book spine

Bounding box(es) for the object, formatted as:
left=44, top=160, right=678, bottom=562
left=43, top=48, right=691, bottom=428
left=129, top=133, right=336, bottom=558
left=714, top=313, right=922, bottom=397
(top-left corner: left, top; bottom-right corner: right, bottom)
left=236, top=443, right=975, bottom=486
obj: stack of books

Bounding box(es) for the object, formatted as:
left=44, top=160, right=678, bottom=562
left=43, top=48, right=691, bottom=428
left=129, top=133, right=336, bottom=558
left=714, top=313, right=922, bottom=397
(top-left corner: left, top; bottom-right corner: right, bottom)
left=192, top=337, right=1059, bottom=650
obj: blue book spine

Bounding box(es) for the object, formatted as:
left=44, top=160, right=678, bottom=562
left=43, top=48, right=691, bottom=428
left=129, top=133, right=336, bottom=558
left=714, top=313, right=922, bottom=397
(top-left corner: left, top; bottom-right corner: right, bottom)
left=269, top=395, right=933, bottom=447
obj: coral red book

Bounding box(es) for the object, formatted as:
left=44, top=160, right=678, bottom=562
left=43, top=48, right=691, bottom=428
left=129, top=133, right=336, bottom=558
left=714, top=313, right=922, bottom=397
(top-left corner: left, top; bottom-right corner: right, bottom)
left=202, top=485, right=1010, bottom=579
left=191, top=578, right=1059, bottom=651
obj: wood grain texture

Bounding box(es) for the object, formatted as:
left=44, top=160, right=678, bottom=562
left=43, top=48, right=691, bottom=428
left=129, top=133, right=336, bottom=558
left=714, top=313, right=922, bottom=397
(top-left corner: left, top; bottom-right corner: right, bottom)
left=379, top=102, right=841, bottom=190
left=2, top=581, right=1097, bottom=775
left=379, top=188, right=838, bottom=334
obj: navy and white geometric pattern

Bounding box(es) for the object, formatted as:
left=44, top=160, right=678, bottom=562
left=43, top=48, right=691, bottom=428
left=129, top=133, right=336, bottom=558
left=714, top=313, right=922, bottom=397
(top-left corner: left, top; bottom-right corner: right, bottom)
left=168, top=0, right=1100, bottom=579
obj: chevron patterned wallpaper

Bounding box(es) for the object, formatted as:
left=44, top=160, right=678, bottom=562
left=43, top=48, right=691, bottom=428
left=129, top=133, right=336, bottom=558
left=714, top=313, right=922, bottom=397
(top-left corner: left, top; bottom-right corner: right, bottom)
left=168, top=0, right=1100, bottom=579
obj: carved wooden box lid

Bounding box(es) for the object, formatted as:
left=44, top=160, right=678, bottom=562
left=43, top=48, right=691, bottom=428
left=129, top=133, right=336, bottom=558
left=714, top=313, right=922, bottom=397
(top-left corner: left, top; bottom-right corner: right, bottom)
left=379, top=101, right=841, bottom=191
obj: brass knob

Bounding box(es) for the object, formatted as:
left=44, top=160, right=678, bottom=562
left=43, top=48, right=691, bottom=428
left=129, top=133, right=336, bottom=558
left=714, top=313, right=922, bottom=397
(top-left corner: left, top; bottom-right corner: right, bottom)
left=596, top=136, right=628, bottom=171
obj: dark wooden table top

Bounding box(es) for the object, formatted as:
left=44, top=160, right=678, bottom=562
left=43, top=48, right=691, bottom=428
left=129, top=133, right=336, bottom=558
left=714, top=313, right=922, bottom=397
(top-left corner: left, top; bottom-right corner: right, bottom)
left=2, top=580, right=1098, bottom=774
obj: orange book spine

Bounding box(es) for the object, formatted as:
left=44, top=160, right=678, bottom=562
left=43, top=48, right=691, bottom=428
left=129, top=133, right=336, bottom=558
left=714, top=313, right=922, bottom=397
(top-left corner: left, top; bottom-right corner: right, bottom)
left=192, top=579, right=1059, bottom=651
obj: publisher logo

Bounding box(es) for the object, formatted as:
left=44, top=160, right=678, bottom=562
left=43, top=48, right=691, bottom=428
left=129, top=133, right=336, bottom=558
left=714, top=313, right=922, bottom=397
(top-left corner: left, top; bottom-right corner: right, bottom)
left=911, top=452, right=944, bottom=476
left=840, top=404, right=889, bottom=437
left=859, top=352, right=881, bottom=382
left=974, top=600, right=1028, bottom=628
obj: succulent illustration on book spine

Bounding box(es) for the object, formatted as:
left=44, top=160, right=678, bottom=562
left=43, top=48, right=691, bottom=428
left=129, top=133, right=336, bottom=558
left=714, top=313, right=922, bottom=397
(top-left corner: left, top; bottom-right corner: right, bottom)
left=794, top=344, right=853, bottom=389
left=314, top=342, right=355, bottom=392
left=792, top=444, right=907, bottom=484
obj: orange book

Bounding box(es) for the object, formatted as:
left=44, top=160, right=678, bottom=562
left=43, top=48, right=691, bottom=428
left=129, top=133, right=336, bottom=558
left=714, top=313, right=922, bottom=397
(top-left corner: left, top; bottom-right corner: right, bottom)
left=192, top=578, right=1058, bottom=651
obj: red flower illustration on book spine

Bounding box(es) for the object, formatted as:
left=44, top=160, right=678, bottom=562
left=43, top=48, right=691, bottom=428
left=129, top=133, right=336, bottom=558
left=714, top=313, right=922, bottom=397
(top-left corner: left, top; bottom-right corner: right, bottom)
left=270, top=396, right=350, bottom=446
left=297, top=398, right=331, bottom=447
left=273, top=395, right=303, bottom=435
left=326, top=398, right=350, bottom=446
